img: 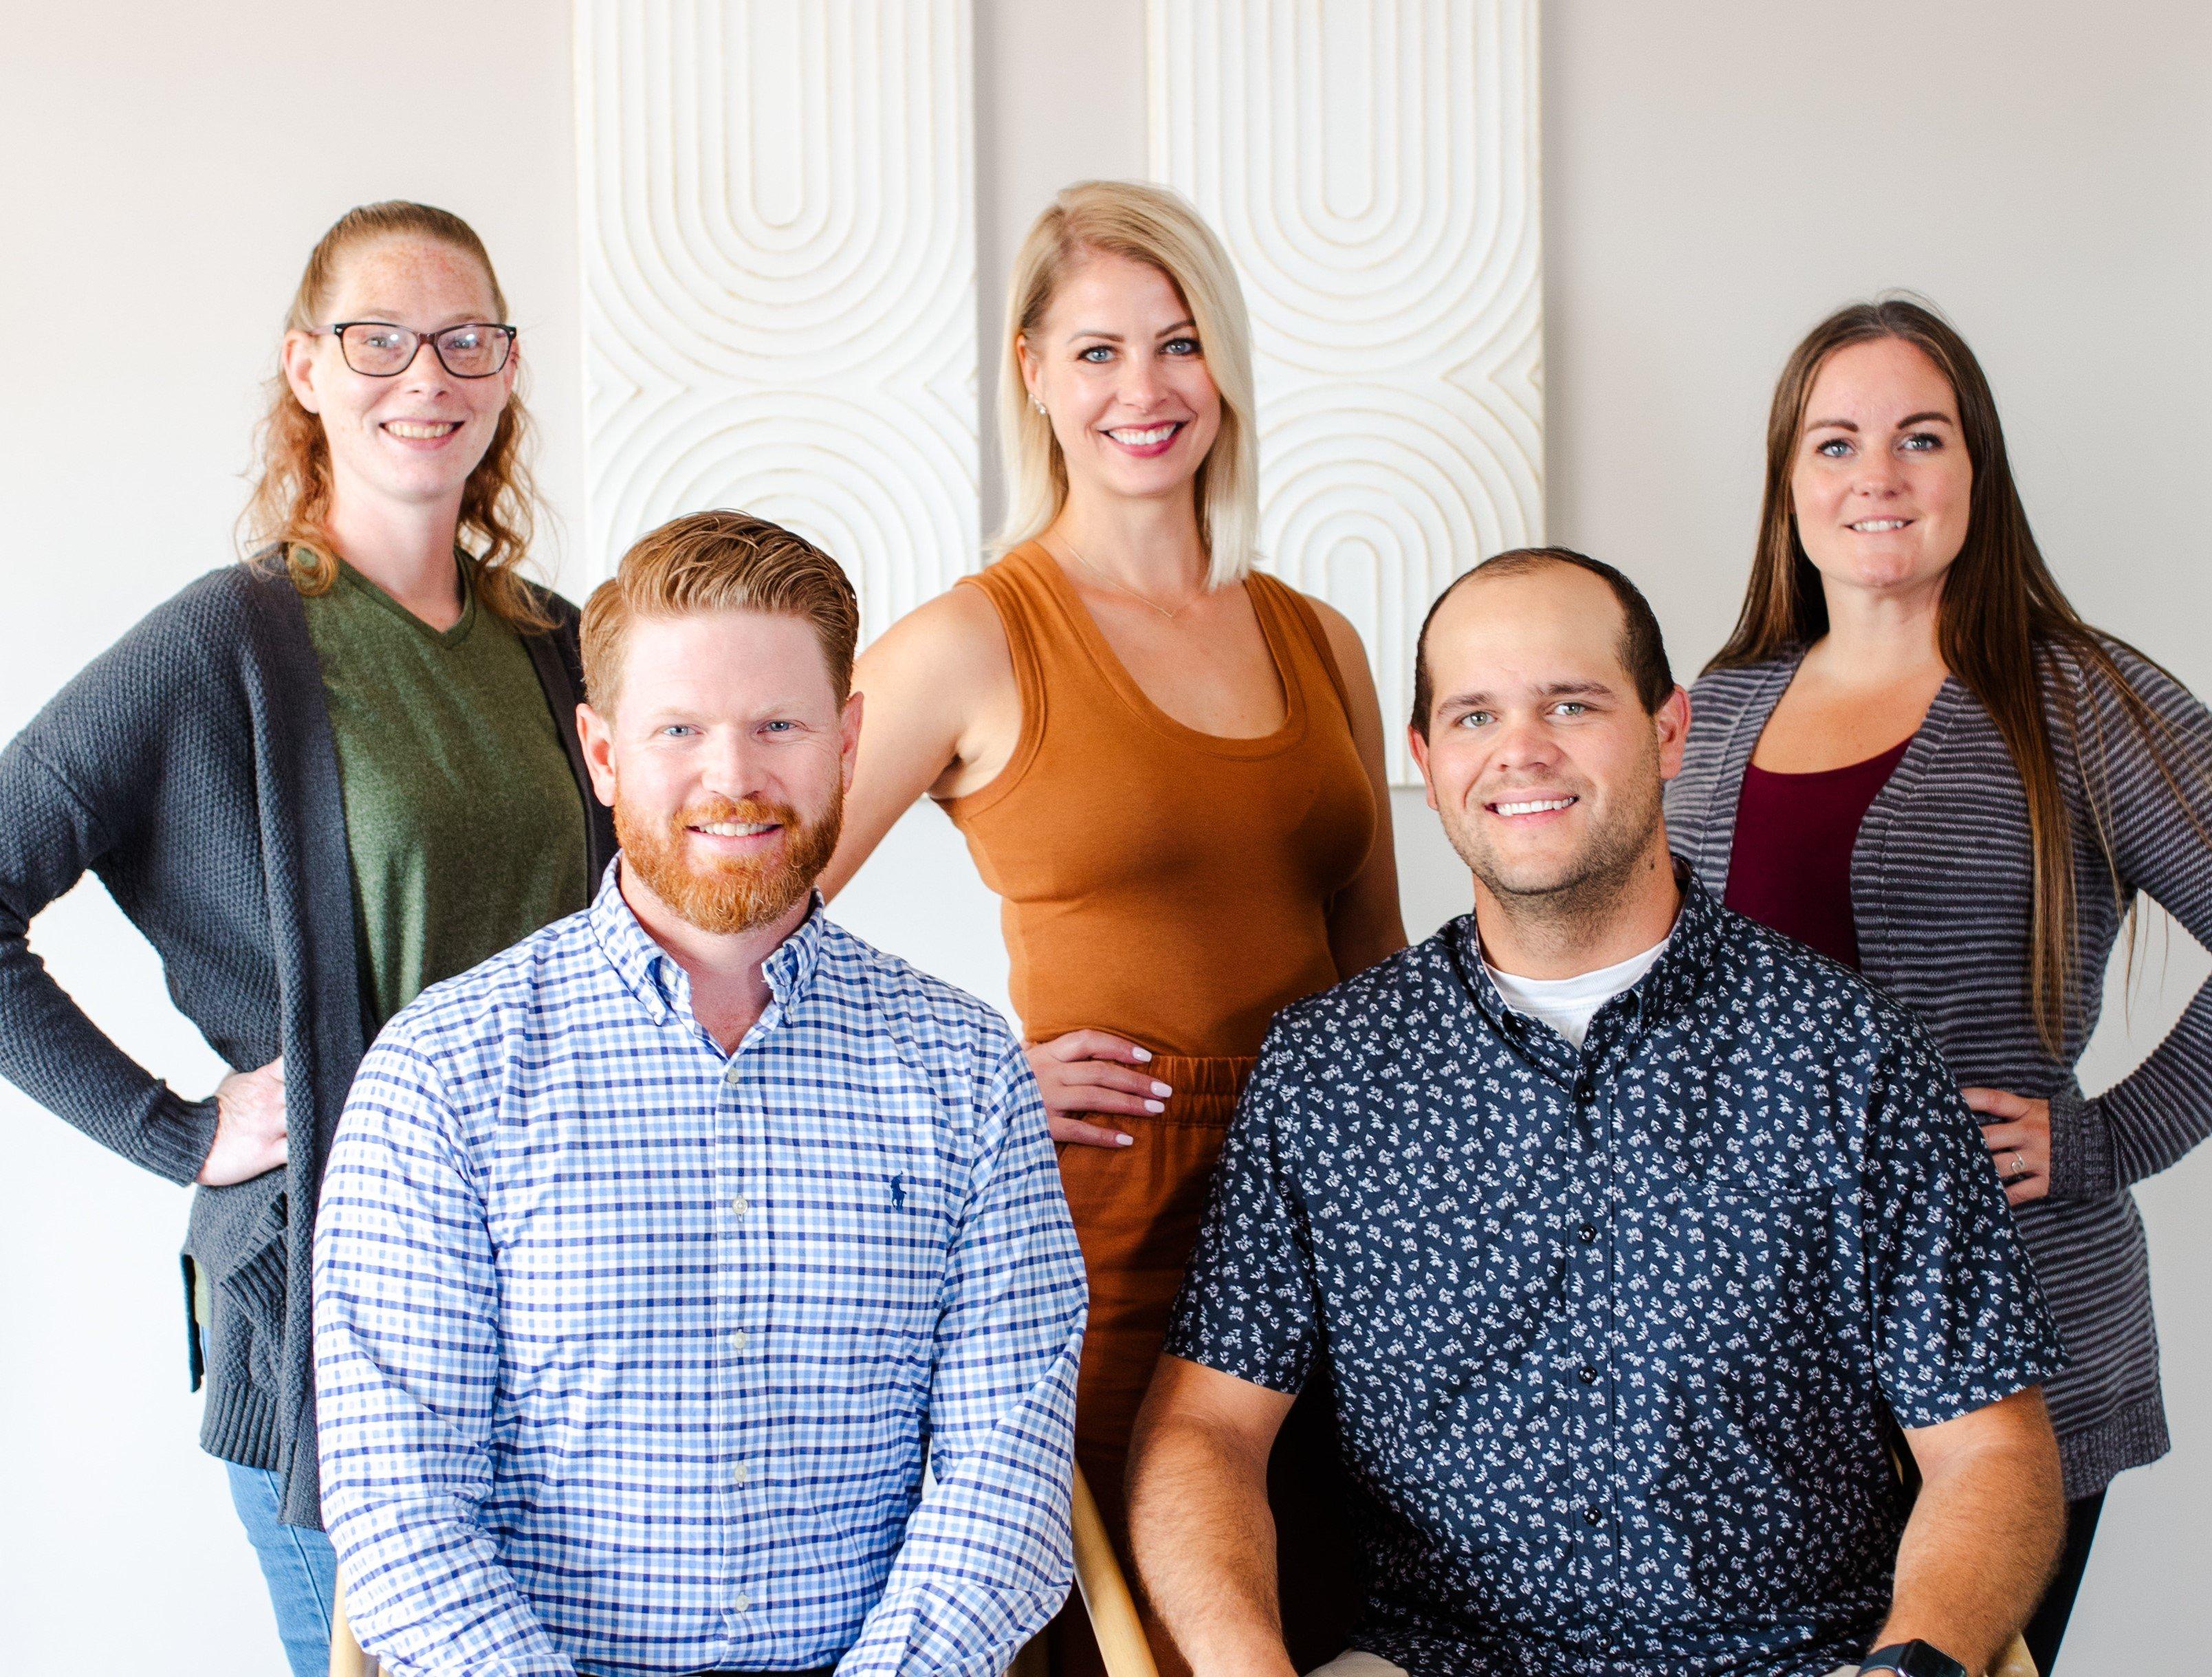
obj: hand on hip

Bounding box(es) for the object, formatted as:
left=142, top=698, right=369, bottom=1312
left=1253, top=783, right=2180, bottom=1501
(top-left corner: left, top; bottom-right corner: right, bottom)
left=1027, top=1030, right=1170, bottom=1149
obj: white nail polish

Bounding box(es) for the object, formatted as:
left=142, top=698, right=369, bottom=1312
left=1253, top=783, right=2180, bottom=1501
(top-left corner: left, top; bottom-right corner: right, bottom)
left=1132, top=1047, right=1152, bottom=1062
left=1145, top=1099, right=1164, bottom=1113
left=1117, top=1133, right=1135, bottom=1146
left=1152, top=1081, right=1172, bottom=1097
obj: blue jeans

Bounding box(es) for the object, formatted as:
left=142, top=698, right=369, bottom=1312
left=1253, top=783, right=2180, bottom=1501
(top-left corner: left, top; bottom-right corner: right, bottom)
left=226, top=1462, right=336, bottom=1677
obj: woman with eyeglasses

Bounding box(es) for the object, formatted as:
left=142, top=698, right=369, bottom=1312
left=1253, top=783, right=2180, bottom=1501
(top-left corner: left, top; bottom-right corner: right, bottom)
left=1667, top=297, right=2212, bottom=1674
left=0, top=200, right=612, bottom=1674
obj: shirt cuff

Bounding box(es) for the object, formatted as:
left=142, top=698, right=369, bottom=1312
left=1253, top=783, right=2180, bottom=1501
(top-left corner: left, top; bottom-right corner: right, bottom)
left=144, top=1087, right=221, bottom=1185
left=2044, top=1080, right=2116, bottom=1201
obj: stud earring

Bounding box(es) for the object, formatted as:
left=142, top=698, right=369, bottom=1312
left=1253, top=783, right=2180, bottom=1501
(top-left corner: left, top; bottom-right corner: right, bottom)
left=1031, top=395, right=1048, bottom=416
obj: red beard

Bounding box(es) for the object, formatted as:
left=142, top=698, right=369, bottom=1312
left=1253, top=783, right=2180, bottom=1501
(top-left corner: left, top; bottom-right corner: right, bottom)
left=615, top=791, right=843, bottom=935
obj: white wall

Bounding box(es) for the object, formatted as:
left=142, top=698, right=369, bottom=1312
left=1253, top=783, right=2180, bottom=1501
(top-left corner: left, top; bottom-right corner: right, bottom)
left=4, top=3, right=2209, bottom=1671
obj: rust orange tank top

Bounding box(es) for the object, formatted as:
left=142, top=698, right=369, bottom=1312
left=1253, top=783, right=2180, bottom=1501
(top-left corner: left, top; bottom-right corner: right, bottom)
left=944, top=542, right=1377, bottom=1060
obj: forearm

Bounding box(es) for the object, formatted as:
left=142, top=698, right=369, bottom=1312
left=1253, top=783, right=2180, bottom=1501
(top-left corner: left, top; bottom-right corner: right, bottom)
left=839, top=1343, right=1082, bottom=1677
left=843, top=1066, right=1087, bottom=1676
left=1880, top=1427, right=2063, bottom=1671
left=1126, top=1412, right=1294, bottom=1677
left=0, top=743, right=218, bottom=1182
left=318, top=1288, right=567, bottom=1672
left=327, top=1483, right=572, bottom=1677
left=0, top=919, right=219, bottom=1182
left=841, top=1528, right=1064, bottom=1677
left=316, top=1057, right=566, bottom=1672
left=2064, top=647, right=2212, bottom=1198
left=2052, top=988, right=2212, bottom=1196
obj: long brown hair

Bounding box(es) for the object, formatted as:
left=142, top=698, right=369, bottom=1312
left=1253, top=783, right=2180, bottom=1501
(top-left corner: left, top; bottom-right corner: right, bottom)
left=238, top=201, right=549, bottom=629
left=1710, top=296, right=2200, bottom=1053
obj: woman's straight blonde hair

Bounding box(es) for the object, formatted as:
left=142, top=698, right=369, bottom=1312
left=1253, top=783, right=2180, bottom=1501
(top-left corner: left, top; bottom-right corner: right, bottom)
left=239, top=200, right=551, bottom=630
left=993, top=181, right=1260, bottom=588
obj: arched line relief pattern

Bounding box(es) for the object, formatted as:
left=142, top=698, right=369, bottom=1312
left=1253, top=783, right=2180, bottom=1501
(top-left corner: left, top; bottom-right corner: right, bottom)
left=1148, top=0, right=1544, bottom=781
left=576, top=0, right=981, bottom=639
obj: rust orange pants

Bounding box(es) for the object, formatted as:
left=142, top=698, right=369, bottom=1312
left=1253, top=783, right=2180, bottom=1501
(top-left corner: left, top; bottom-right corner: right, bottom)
left=1047, top=1054, right=1357, bottom=1677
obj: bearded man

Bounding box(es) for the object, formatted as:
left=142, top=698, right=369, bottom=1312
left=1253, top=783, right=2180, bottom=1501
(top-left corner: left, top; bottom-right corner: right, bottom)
left=312, top=512, right=1086, bottom=1677
left=1126, top=550, right=2068, bottom=1677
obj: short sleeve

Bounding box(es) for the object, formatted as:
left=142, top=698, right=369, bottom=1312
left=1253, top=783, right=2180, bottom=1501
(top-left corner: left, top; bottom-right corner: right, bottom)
left=1863, top=1018, right=2068, bottom=1427
left=1162, top=1024, right=1319, bottom=1393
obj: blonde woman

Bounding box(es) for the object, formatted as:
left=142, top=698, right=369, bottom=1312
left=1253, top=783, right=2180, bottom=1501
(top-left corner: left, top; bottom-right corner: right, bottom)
left=0, top=201, right=613, bottom=1674
left=822, top=180, right=1404, bottom=1674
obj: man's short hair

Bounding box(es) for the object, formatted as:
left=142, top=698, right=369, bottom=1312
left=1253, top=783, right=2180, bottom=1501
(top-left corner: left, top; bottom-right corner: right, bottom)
left=1409, top=546, right=1675, bottom=733
left=582, top=510, right=861, bottom=715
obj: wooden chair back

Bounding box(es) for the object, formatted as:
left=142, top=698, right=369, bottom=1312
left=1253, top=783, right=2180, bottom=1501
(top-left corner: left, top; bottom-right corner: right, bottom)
left=329, top=1571, right=374, bottom=1677
left=1069, top=1463, right=1159, bottom=1677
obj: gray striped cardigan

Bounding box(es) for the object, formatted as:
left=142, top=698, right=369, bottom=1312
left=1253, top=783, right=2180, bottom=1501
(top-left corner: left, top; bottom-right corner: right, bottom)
left=1666, top=642, right=2212, bottom=1499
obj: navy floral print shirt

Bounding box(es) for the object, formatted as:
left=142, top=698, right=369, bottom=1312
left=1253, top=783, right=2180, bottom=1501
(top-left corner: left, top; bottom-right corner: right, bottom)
left=1165, top=876, right=2063, bottom=1677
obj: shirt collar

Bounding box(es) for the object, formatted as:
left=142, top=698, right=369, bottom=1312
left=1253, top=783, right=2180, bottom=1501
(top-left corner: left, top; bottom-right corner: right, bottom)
left=587, top=858, right=832, bottom=1027
left=1448, top=860, right=1723, bottom=1055
left=761, top=889, right=830, bottom=1007
left=1636, top=864, right=1724, bottom=1024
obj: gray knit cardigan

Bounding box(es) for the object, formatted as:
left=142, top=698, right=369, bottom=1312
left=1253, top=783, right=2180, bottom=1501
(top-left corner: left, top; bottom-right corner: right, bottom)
left=0, top=561, right=615, bottom=1526
left=1667, top=642, right=2212, bottom=1499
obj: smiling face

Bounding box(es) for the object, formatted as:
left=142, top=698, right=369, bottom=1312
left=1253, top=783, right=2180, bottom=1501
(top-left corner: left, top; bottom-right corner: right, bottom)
left=1016, top=249, right=1224, bottom=511
left=1411, top=564, right=1688, bottom=919
left=280, top=234, right=515, bottom=529
left=1791, top=336, right=1974, bottom=607
left=578, top=609, right=862, bottom=938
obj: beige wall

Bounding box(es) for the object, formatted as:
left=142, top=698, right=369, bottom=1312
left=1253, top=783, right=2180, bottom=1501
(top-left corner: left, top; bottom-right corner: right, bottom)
left=3, top=2, right=2208, bottom=1669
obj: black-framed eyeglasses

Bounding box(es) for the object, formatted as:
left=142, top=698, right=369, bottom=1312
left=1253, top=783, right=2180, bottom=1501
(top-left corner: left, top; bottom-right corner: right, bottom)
left=329, top=320, right=517, bottom=378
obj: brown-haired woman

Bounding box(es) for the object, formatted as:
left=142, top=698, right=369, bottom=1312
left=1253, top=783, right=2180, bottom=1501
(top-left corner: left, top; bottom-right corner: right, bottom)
left=0, top=201, right=613, bottom=1674
left=821, top=181, right=1406, bottom=1674
left=1667, top=296, right=2212, bottom=1673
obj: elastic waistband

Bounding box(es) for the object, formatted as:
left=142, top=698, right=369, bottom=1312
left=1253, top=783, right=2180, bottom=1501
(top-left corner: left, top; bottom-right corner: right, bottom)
left=1143, top=1053, right=1258, bottom=1101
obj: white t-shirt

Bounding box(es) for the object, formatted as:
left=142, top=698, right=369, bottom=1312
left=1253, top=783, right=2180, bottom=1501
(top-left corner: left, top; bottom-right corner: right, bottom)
left=1484, top=934, right=1672, bottom=1050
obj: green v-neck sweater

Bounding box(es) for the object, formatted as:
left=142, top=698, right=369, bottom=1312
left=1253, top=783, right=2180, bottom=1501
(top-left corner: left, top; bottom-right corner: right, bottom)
left=303, top=558, right=589, bottom=1030
left=0, top=557, right=614, bottom=1526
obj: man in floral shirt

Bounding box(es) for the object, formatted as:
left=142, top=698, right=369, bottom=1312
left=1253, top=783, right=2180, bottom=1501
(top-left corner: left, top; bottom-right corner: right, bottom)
left=1126, top=549, right=2066, bottom=1677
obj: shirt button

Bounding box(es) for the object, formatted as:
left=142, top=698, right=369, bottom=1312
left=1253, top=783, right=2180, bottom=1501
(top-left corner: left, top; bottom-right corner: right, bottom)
left=733, top=1461, right=749, bottom=1486
left=1578, top=1365, right=1597, bottom=1385
left=1577, top=1223, right=1597, bottom=1243
left=730, top=1194, right=750, bottom=1218
left=730, top=1330, right=749, bottom=1354
left=1582, top=1505, right=1601, bottom=1526
left=734, top=1591, right=751, bottom=1613
left=723, top=1065, right=742, bottom=1088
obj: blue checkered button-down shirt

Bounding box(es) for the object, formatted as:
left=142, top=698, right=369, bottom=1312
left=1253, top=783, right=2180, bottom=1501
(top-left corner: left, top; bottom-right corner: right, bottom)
left=314, top=869, right=1087, bottom=1677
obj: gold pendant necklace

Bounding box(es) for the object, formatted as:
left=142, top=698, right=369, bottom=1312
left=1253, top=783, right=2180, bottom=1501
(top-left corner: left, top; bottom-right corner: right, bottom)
left=1060, top=541, right=1201, bottom=620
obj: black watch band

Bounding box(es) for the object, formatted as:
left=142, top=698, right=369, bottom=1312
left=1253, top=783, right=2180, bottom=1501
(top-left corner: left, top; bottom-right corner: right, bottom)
left=1860, top=1641, right=1969, bottom=1677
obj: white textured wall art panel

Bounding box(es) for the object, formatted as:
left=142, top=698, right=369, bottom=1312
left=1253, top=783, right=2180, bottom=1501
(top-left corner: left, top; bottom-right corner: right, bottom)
left=576, top=0, right=979, bottom=639
left=1148, top=0, right=1543, bottom=780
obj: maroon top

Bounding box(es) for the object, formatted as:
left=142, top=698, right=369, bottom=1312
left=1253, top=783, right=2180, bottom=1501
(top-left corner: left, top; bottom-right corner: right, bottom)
left=1722, top=737, right=1914, bottom=969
